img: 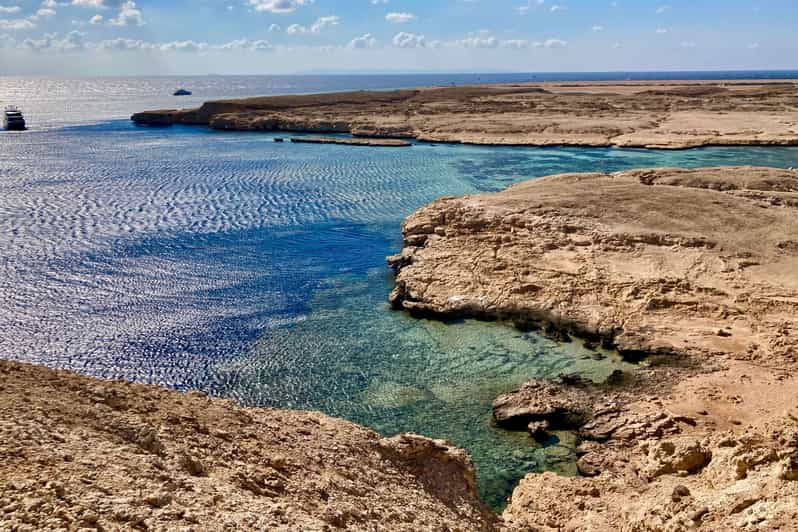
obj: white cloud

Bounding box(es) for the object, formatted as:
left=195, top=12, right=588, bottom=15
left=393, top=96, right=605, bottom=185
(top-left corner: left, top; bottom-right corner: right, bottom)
left=501, top=39, right=529, bottom=49
left=385, top=12, right=415, bottom=24
left=348, top=32, right=376, bottom=48
left=217, top=38, right=272, bottom=51
left=89, top=14, right=102, bottom=24
left=392, top=31, right=424, bottom=48
left=158, top=40, right=207, bottom=52
left=24, top=30, right=86, bottom=50
left=107, top=1, right=144, bottom=26
left=455, top=35, right=498, bottom=48
left=248, top=0, right=313, bottom=14
left=0, top=18, right=34, bottom=30
left=0, top=6, right=21, bottom=14
left=286, top=15, right=339, bottom=34
left=534, top=38, right=567, bottom=48
left=517, top=0, right=545, bottom=15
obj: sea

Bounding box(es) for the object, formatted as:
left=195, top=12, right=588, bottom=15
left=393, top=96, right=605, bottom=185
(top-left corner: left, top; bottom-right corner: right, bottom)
left=2, top=72, right=798, bottom=509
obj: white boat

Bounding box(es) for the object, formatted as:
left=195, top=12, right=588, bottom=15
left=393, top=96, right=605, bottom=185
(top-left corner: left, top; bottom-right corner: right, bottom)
left=3, top=106, right=26, bottom=131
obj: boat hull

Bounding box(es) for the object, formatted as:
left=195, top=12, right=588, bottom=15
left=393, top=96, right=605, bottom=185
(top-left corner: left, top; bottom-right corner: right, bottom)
left=3, top=121, right=26, bottom=131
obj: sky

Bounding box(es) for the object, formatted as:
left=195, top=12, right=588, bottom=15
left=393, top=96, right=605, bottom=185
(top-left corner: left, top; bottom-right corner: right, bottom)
left=0, top=0, right=796, bottom=76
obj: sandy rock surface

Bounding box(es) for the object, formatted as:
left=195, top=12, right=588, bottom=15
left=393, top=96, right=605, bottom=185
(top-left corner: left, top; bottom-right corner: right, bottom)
left=389, top=166, right=798, bottom=530
left=389, top=166, right=798, bottom=363
left=132, top=81, right=798, bottom=149
left=0, top=360, right=497, bottom=531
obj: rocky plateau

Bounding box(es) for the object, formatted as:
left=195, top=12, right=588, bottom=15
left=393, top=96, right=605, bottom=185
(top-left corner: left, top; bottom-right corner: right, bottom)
left=132, top=81, right=798, bottom=149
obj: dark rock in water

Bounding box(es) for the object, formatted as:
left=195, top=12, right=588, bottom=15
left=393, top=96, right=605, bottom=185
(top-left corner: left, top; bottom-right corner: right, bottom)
left=605, top=369, right=627, bottom=386
left=290, top=136, right=411, bottom=147
left=173, top=89, right=192, bottom=96
left=131, top=111, right=176, bottom=127
left=274, top=138, right=284, bottom=142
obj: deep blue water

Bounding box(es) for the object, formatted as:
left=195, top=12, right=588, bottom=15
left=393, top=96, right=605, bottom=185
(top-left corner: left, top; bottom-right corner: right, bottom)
left=2, top=74, right=798, bottom=508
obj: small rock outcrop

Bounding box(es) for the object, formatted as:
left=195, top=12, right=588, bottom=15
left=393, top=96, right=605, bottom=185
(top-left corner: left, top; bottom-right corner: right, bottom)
left=492, top=377, right=595, bottom=430
left=289, top=136, right=411, bottom=147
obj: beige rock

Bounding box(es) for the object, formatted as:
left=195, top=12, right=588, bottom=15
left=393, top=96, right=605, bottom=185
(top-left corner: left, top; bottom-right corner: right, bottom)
left=132, top=81, right=798, bottom=149
left=389, top=165, right=798, bottom=531
left=0, top=360, right=497, bottom=531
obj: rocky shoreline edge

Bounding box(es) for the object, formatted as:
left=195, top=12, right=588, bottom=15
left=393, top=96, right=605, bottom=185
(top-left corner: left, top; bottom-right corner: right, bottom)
left=4, top=165, right=798, bottom=531
left=0, top=359, right=498, bottom=531
left=131, top=80, right=798, bottom=149
left=389, top=165, right=798, bottom=530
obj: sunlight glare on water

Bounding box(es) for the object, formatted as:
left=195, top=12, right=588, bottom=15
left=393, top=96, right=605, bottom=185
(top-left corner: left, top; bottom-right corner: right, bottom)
left=2, top=76, right=798, bottom=507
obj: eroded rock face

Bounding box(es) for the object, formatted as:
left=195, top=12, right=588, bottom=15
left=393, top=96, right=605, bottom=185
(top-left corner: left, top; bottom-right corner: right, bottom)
left=644, top=438, right=713, bottom=479
left=0, top=360, right=497, bottom=531
left=390, top=166, right=798, bottom=530
left=389, top=166, right=798, bottom=365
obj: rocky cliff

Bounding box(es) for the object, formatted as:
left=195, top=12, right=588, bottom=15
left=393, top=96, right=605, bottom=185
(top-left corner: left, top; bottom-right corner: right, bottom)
left=0, top=360, right=497, bottom=531
left=390, top=166, right=798, bottom=530
left=132, top=81, right=798, bottom=149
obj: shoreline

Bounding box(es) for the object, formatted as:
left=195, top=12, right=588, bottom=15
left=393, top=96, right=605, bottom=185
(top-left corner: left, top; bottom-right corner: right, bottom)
left=3, top=164, right=798, bottom=529
left=132, top=79, right=798, bottom=150
left=389, top=165, right=798, bottom=529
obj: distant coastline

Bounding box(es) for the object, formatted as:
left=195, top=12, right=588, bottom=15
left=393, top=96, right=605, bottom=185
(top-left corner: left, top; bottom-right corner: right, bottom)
left=132, top=79, right=798, bottom=150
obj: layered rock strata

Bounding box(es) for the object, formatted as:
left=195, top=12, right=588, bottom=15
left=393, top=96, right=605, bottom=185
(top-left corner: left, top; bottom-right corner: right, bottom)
left=132, top=81, right=798, bottom=149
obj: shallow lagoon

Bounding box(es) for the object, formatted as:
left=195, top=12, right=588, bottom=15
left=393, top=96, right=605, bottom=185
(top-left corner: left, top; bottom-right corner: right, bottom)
left=2, top=121, right=798, bottom=506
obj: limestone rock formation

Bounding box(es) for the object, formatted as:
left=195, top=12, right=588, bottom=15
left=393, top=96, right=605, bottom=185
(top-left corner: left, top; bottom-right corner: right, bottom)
left=132, top=81, right=798, bottom=149
left=0, top=360, right=497, bottom=531
left=390, top=166, right=798, bottom=530
left=492, top=377, right=595, bottom=430
left=389, top=166, right=798, bottom=364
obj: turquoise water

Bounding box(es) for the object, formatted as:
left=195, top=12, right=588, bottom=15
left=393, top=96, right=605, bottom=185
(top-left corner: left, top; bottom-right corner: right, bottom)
left=3, top=117, right=798, bottom=507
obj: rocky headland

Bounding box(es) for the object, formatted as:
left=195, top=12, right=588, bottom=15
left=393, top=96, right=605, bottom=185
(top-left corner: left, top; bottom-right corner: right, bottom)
left=132, top=81, right=798, bottom=149
left=389, top=166, right=798, bottom=530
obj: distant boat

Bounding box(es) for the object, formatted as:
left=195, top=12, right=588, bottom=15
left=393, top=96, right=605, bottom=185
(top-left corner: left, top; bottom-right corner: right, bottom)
left=173, top=89, right=192, bottom=96
left=3, top=106, right=26, bottom=131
